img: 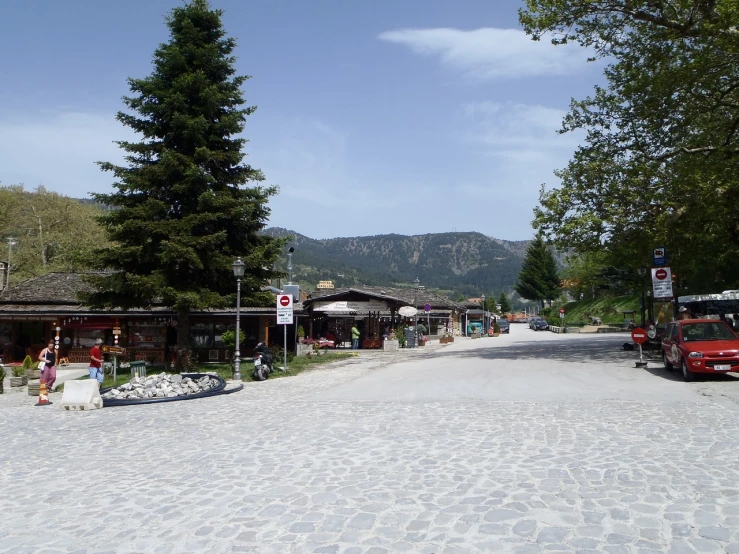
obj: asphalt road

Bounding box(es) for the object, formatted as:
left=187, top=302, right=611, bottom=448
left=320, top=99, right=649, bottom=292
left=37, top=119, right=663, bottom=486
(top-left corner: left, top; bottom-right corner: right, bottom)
left=2, top=325, right=739, bottom=553
left=313, top=326, right=714, bottom=403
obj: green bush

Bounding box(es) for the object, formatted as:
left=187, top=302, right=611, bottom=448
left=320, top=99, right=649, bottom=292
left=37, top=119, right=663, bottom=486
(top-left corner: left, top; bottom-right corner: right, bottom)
left=22, top=355, right=34, bottom=370
left=12, top=366, right=26, bottom=377
left=493, top=320, right=500, bottom=333
left=296, top=325, right=305, bottom=338
left=0, top=364, right=6, bottom=382
left=220, top=329, right=244, bottom=350
left=269, top=344, right=295, bottom=365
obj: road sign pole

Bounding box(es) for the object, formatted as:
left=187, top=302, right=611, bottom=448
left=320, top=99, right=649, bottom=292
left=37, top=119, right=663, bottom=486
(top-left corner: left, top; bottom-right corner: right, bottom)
left=284, top=324, right=287, bottom=372
left=113, top=355, right=117, bottom=383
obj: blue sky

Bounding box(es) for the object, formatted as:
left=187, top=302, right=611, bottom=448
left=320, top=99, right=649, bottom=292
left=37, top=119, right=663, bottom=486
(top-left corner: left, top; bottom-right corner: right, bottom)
left=0, top=0, right=603, bottom=241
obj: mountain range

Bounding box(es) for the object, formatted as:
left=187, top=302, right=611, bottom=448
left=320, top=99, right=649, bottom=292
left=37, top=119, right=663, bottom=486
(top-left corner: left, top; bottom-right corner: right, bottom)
left=263, top=228, right=532, bottom=298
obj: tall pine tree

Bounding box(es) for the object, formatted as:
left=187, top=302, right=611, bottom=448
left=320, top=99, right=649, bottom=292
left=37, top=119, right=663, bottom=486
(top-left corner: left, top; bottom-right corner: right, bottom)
left=498, top=292, right=512, bottom=314
left=84, top=0, right=283, bottom=365
left=515, top=235, right=560, bottom=307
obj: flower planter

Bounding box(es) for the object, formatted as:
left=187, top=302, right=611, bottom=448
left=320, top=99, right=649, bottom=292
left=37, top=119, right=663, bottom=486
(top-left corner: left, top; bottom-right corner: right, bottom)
left=28, top=380, right=40, bottom=396
left=383, top=339, right=399, bottom=351
left=26, top=369, right=41, bottom=380
left=493, top=332, right=500, bottom=337
left=10, top=375, right=28, bottom=387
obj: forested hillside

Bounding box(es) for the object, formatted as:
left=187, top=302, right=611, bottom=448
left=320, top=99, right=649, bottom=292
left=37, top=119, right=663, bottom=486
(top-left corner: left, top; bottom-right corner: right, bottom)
left=264, top=228, right=530, bottom=297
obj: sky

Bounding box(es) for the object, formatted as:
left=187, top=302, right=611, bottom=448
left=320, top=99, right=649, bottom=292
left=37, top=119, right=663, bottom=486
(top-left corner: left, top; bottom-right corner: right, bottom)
left=0, top=0, right=604, bottom=241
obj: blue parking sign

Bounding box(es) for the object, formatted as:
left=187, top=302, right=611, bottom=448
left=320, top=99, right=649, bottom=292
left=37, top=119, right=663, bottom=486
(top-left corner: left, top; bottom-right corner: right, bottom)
left=653, top=247, right=667, bottom=266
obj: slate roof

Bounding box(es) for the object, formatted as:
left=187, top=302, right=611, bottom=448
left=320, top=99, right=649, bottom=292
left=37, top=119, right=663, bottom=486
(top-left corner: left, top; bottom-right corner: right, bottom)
left=0, top=272, right=94, bottom=304
left=303, top=285, right=466, bottom=311
left=0, top=272, right=302, bottom=315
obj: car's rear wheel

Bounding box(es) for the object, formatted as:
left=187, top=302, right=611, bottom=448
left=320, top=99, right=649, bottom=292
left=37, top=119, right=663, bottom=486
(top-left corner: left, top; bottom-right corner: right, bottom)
left=663, top=352, right=673, bottom=372
left=682, top=359, right=695, bottom=382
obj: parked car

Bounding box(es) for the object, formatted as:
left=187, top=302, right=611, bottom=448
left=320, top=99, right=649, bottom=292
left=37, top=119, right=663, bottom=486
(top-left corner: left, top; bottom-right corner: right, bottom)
left=662, top=319, right=739, bottom=382
left=488, top=318, right=510, bottom=335
left=529, top=317, right=545, bottom=330
left=532, top=318, right=549, bottom=331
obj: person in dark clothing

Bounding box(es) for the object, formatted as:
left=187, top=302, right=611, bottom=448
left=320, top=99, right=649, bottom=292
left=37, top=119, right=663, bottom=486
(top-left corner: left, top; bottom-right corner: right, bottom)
left=38, top=339, right=57, bottom=390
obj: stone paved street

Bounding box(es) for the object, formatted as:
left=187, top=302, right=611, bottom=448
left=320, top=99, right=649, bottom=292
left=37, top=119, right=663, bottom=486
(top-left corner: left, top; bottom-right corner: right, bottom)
left=2, top=326, right=739, bottom=553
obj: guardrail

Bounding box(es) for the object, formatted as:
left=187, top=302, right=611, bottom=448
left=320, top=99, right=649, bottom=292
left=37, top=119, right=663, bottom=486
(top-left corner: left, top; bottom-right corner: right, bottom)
left=548, top=326, right=580, bottom=334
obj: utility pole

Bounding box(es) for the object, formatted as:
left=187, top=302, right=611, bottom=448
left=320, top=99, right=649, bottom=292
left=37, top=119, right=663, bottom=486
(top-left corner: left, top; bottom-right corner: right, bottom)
left=6, top=238, right=17, bottom=290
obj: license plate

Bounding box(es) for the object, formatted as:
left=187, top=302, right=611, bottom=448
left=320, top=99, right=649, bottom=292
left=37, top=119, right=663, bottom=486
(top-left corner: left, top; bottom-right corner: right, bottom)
left=254, top=359, right=261, bottom=366
left=714, top=364, right=731, bottom=371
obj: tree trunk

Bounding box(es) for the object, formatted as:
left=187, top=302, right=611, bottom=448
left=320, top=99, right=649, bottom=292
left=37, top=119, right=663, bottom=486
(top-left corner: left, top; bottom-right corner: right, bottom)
left=176, top=308, right=190, bottom=372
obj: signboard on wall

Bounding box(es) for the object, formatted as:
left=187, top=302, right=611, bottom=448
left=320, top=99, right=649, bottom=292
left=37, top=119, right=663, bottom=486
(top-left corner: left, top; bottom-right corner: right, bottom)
left=312, top=300, right=389, bottom=313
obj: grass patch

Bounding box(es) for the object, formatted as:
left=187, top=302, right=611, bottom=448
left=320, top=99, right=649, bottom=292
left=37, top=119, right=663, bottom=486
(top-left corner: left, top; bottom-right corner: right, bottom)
left=198, top=351, right=357, bottom=380
left=548, top=295, right=641, bottom=326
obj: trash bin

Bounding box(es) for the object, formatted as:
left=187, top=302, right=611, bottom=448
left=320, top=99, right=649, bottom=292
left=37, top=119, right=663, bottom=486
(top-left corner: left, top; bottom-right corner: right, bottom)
left=129, top=360, right=147, bottom=379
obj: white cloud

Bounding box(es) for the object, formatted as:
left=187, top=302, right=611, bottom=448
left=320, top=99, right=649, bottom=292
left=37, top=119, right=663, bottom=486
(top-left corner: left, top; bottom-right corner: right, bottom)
left=453, top=101, right=585, bottom=213
left=378, top=28, right=591, bottom=80
left=0, top=111, right=135, bottom=196
left=462, top=101, right=580, bottom=154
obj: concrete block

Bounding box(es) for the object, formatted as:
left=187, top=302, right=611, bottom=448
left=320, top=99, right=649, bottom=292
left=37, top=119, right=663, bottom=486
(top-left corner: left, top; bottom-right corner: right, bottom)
left=60, top=380, right=103, bottom=411
left=296, top=344, right=313, bottom=357
left=383, top=340, right=399, bottom=351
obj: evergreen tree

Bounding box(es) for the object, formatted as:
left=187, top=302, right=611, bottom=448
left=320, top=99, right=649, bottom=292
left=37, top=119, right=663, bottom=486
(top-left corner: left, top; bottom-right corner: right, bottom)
left=542, top=246, right=561, bottom=305
left=498, top=292, right=512, bottom=314
left=83, top=0, right=284, bottom=365
left=484, top=291, right=497, bottom=313
left=515, top=235, right=554, bottom=307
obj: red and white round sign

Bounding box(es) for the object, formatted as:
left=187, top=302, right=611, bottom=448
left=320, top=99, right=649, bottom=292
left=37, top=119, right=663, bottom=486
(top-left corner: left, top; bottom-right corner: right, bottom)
left=631, top=327, right=648, bottom=344
left=279, top=295, right=291, bottom=306
left=655, top=268, right=668, bottom=280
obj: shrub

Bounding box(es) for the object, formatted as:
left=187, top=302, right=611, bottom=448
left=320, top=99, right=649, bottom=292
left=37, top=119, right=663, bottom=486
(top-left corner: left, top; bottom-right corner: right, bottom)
left=269, top=344, right=295, bottom=365
left=0, top=364, right=6, bottom=382
left=12, top=366, right=26, bottom=377
left=22, top=355, right=34, bottom=370
left=493, top=321, right=500, bottom=334
left=220, top=329, right=245, bottom=350
left=296, top=325, right=305, bottom=338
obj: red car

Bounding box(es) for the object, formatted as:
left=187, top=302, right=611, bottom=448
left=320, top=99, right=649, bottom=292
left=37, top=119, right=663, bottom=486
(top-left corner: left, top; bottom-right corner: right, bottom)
left=662, top=319, right=739, bottom=381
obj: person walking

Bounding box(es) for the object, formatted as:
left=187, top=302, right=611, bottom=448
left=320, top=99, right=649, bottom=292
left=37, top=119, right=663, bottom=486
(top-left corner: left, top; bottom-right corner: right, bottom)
left=89, top=338, right=104, bottom=388
left=38, top=339, right=57, bottom=391
left=351, top=324, right=360, bottom=350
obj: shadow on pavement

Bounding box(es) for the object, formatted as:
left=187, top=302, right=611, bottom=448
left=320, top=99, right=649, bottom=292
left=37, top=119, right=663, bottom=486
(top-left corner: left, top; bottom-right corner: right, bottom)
left=434, top=336, right=638, bottom=364
left=643, top=365, right=739, bottom=383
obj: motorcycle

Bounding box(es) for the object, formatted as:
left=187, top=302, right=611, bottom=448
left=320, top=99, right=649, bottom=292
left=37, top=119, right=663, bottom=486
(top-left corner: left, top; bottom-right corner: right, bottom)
left=252, top=342, right=273, bottom=381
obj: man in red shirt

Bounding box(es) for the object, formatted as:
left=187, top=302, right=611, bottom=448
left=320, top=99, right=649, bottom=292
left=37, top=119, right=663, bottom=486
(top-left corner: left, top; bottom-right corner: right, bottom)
left=89, top=338, right=103, bottom=388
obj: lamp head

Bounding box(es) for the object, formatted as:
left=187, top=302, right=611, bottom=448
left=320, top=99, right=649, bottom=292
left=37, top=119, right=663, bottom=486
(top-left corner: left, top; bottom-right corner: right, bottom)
left=288, top=247, right=294, bottom=253
left=232, top=257, right=246, bottom=278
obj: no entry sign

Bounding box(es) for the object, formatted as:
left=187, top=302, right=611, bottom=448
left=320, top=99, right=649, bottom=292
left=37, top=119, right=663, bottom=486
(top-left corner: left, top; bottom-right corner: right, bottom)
left=651, top=266, right=673, bottom=299
left=276, top=294, right=293, bottom=325
left=631, top=327, right=648, bottom=345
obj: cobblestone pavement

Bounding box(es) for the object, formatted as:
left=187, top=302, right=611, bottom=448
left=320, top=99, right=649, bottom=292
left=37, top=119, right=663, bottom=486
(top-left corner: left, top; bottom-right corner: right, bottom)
left=2, top=328, right=739, bottom=553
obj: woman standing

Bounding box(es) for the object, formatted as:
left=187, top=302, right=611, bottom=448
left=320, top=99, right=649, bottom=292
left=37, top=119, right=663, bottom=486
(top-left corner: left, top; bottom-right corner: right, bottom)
left=38, top=340, right=57, bottom=390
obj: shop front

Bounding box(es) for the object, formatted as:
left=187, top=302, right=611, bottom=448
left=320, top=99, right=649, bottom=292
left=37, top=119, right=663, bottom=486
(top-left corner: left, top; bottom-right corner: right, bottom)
left=0, top=273, right=287, bottom=366
left=302, top=287, right=466, bottom=348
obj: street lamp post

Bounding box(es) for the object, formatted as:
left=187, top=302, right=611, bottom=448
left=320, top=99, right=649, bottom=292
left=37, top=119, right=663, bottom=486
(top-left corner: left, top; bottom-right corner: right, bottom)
left=413, top=277, right=420, bottom=347
left=481, top=294, right=486, bottom=333
left=232, top=257, right=246, bottom=382
left=6, top=237, right=17, bottom=289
